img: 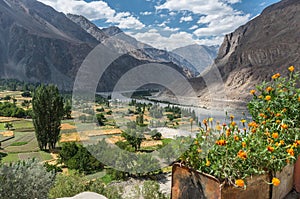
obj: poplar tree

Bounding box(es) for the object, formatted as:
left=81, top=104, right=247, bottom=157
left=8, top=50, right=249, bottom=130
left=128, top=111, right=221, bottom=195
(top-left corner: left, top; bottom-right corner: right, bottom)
left=32, top=85, right=64, bottom=150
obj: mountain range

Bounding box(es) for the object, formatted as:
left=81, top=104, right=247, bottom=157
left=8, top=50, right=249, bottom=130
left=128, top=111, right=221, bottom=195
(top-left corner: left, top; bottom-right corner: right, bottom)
left=189, top=0, right=300, bottom=108
left=0, top=0, right=217, bottom=91
left=0, top=0, right=299, bottom=108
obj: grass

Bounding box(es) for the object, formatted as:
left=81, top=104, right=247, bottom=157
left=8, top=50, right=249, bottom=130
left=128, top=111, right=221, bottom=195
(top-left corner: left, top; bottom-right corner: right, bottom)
left=10, top=141, right=28, bottom=146
left=1, top=151, right=53, bottom=163
left=101, top=174, right=114, bottom=184
left=0, top=120, right=34, bottom=131
left=1, top=153, right=19, bottom=163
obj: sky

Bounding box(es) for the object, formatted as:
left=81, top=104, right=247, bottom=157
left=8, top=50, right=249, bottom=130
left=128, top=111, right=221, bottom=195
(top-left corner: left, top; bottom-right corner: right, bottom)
left=38, top=0, right=280, bottom=50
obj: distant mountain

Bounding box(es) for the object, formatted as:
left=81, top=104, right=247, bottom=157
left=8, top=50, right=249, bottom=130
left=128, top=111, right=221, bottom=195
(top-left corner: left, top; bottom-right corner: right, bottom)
left=67, top=14, right=200, bottom=77
left=0, top=0, right=194, bottom=91
left=191, top=0, right=300, bottom=107
left=0, top=0, right=98, bottom=90
left=172, top=44, right=218, bottom=73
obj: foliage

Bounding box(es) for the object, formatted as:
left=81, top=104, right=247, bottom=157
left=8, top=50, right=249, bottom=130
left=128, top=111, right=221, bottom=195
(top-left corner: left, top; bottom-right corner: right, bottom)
left=0, top=102, right=27, bottom=118
left=121, top=122, right=146, bottom=151
left=59, top=142, right=104, bottom=174
left=44, top=162, right=63, bottom=173
left=182, top=66, right=300, bottom=188
left=0, top=159, right=55, bottom=199
left=96, top=113, right=107, bottom=126
left=64, top=100, right=72, bottom=119
left=48, top=173, right=87, bottom=198
left=32, top=84, right=64, bottom=150
left=49, top=172, right=123, bottom=199
left=21, top=91, right=32, bottom=97
left=4, top=122, right=13, bottom=130
left=150, top=129, right=162, bottom=140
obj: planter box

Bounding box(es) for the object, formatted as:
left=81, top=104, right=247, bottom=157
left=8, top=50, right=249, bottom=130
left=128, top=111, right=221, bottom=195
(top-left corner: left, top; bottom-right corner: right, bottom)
left=293, top=155, right=300, bottom=192
left=171, top=163, right=293, bottom=199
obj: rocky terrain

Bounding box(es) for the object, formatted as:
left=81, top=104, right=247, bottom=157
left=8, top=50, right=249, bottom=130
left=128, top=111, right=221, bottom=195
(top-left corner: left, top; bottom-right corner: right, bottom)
left=191, top=0, right=300, bottom=108
left=0, top=0, right=218, bottom=91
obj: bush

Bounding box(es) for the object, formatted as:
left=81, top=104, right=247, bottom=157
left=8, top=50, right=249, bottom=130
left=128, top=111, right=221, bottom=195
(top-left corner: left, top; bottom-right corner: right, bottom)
left=0, top=159, right=55, bottom=199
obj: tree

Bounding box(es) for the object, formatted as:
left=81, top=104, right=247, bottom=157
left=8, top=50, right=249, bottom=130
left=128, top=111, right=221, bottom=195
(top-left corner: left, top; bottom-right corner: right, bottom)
left=32, top=85, right=64, bottom=150
left=0, top=159, right=55, bottom=199
left=4, top=122, right=13, bottom=130
left=64, top=100, right=72, bottom=119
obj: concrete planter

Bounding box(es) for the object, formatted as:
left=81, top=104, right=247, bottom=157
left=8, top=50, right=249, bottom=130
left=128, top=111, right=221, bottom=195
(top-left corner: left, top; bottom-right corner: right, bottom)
left=171, top=163, right=293, bottom=199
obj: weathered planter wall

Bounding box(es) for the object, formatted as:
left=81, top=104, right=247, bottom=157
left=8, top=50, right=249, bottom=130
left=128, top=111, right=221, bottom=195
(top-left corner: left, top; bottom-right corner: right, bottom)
left=171, top=163, right=293, bottom=199
left=272, top=164, right=294, bottom=199
left=293, top=155, right=300, bottom=192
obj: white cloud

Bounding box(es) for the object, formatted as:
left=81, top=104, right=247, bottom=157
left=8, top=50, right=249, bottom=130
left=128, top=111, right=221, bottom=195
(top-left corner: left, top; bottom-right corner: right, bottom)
left=194, top=13, right=250, bottom=36
left=189, top=25, right=198, bottom=30
left=156, top=0, right=250, bottom=38
left=129, top=31, right=222, bottom=50
left=180, top=16, right=193, bottom=23
left=140, top=11, right=152, bottom=15
left=37, top=0, right=145, bottom=29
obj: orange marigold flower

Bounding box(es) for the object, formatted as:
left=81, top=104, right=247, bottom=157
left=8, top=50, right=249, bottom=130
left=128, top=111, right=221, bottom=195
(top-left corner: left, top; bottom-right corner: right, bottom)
left=280, top=140, right=285, bottom=145
left=206, top=160, right=211, bottom=167
left=194, top=140, right=199, bottom=145
left=275, top=142, right=279, bottom=147
left=226, top=129, right=231, bottom=137
left=272, top=178, right=280, bottom=186
left=272, top=133, right=279, bottom=139
left=266, top=87, right=273, bottom=92
left=203, top=119, right=208, bottom=125
left=262, top=121, right=266, bottom=125
left=216, top=139, right=226, bottom=146
left=250, top=90, right=256, bottom=95
left=259, top=113, right=265, bottom=117
left=276, top=120, right=281, bottom=124
left=282, top=108, right=287, bottom=113
left=235, top=179, right=245, bottom=187
left=281, top=124, right=288, bottom=129
left=231, top=121, right=236, bottom=126
left=293, top=143, right=298, bottom=148
left=242, top=142, right=246, bottom=148
left=234, top=135, right=240, bottom=141
left=288, top=66, right=295, bottom=72
left=286, top=148, right=295, bottom=156
left=267, top=146, right=275, bottom=152
left=230, top=115, right=234, bottom=121
left=276, top=113, right=282, bottom=117
left=237, top=150, right=247, bottom=160
left=265, top=95, right=271, bottom=101
left=296, top=140, right=300, bottom=145
left=272, top=73, right=280, bottom=79
left=298, top=96, right=300, bottom=102
left=258, top=95, right=263, bottom=99
left=248, top=121, right=259, bottom=128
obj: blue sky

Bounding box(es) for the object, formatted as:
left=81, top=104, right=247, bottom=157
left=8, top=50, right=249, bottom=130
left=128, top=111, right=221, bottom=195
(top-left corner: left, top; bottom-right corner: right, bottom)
left=38, top=0, right=280, bottom=50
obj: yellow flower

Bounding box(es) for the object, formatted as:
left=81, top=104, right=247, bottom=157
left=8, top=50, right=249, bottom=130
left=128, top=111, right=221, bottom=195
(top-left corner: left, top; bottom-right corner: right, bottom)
left=194, top=140, right=199, bottom=145
left=235, top=179, right=245, bottom=187
left=226, top=129, right=231, bottom=137
left=286, top=148, right=295, bottom=156
left=258, top=95, right=263, bottom=99
left=266, top=87, right=273, bottom=92
left=197, top=149, right=202, bottom=153
left=234, top=135, right=239, bottom=141
left=298, top=96, right=300, bottom=102
left=206, top=160, right=211, bottom=167
left=272, top=73, right=280, bottom=79
left=288, top=66, right=295, bottom=72
left=280, top=140, right=285, bottom=145
left=272, top=178, right=280, bottom=186
left=208, top=118, right=213, bottom=122
left=276, top=113, right=282, bottom=117
left=240, top=119, right=246, bottom=124
left=216, top=125, right=222, bottom=131
left=231, top=121, right=236, bottom=126
left=265, top=95, right=271, bottom=101
left=242, top=142, right=246, bottom=148
left=250, top=90, right=256, bottom=95
left=281, top=124, right=288, bottom=129
left=272, top=133, right=279, bottom=139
